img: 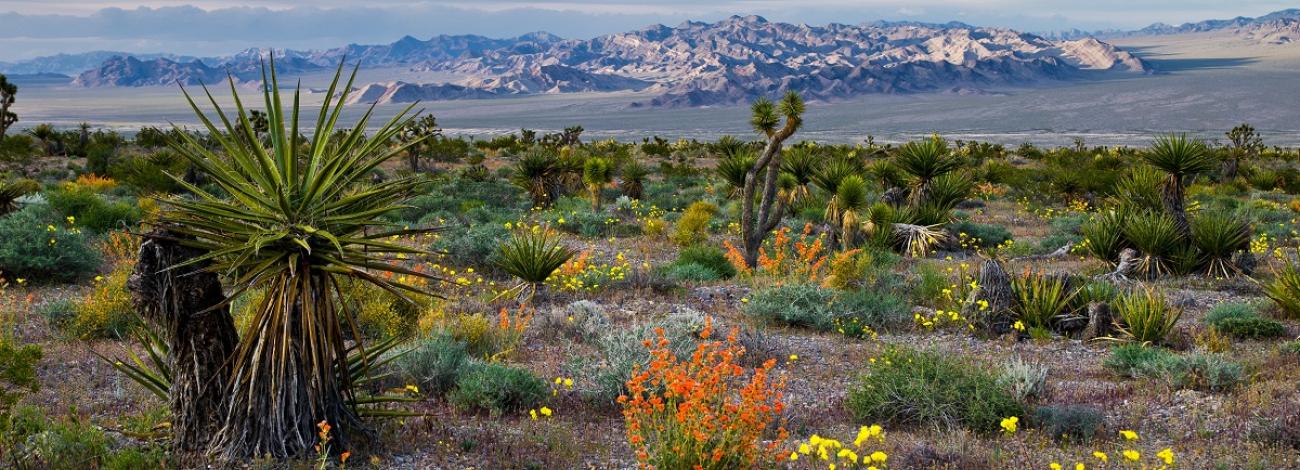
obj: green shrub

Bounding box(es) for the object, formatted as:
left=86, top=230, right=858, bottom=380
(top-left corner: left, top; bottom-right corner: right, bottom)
left=998, top=359, right=1049, bottom=402
left=24, top=414, right=113, bottom=469
left=670, top=201, right=717, bottom=246
left=910, top=263, right=949, bottom=308
left=68, top=264, right=138, bottom=339
left=394, top=334, right=469, bottom=397
left=433, top=222, right=510, bottom=273
left=846, top=347, right=1023, bottom=433
left=744, top=283, right=907, bottom=334
left=1033, top=405, right=1104, bottom=443
left=1103, top=344, right=1176, bottom=378
left=1158, top=352, right=1244, bottom=392
left=1282, top=341, right=1300, bottom=355
left=448, top=361, right=547, bottom=415
left=570, top=313, right=703, bottom=404
left=0, top=206, right=101, bottom=283
left=1113, top=288, right=1182, bottom=344
left=103, top=446, right=169, bottom=470
left=1204, top=302, right=1286, bottom=339
left=45, top=186, right=141, bottom=233
left=672, top=245, right=736, bottom=280
left=662, top=262, right=722, bottom=282
left=949, top=220, right=1012, bottom=249
left=1265, top=261, right=1300, bottom=320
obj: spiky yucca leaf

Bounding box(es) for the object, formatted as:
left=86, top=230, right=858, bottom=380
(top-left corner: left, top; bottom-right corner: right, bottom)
left=1264, top=260, right=1300, bottom=320
left=1142, top=134, right=1214, bottom=179
left=1011, top=270, right=1077, bottom=330
left=0, top=178, right=39, bottom=215
left=830, top=175, right=870, bottom=247
left=160, top=59, right=442, bottom=458
left=717, top=148, right=758, bottom=196
left=494, top=226, right=575, bottom=300
left=1081, top=209, right=1129, bottom=264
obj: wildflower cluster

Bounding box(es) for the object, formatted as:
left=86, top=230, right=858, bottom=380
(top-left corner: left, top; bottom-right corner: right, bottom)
left=788, top=425, right=889, bottom=469
left=1044, top=430, right=1177, bottom=470
left=546, top=249, right=630, bottom=292
left=618, top=318, right=787, bottom=470
left=725, top=224, right=829, bottom=281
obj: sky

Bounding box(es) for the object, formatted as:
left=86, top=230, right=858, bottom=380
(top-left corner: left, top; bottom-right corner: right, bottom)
left=0, top=1, right=1293, bottom=61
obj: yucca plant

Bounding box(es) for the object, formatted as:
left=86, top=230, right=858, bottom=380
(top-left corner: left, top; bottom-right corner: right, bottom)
left=494, top=226, right=575, bottom=301
left=1141, top=134, right=1214, bottom=237
left=512, top=149, right=564, bottom=208
left=1264, top=260, right=1300, bottom=320
left=160, top=60, right=441, bottom=459
left=1121, top=211, right=1184, bottom=278
left=716, top=148, right=758, bottom=197
left=582, top=157, right=613, bottom=210
left=893, top=135, right=963, bottom=207
left=1189, top=211, right=1251, bottom=277
left=778, top=145, right=822, bottom=207
left=1011, top=270, right=1077, bottom=331
left=1111, top=287, right=1183, bottom=345
left=619, top=160, right=649, bottom=200
left=1081, top=209, right=1129, bottom=263
left=0, top=178, right=39, bottom=215
left=1112, top=165, right=1165, bottom=213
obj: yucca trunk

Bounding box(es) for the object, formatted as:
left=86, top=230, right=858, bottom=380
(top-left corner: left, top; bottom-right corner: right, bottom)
left=1162, top=175, right=1190, bottom=238
left=209, top=265, right=359, bottom=459
left=589, top=184, right=602, bottom=211
left=128, top=230, right=238, bottom=458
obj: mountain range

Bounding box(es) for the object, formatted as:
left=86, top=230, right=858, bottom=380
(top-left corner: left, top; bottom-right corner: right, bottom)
left=6, top=10, right=1295, bottom=107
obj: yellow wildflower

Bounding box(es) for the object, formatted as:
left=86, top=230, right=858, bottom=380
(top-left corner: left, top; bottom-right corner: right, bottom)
left=1156, top=448, right=1174, bottom=465
left=1119, top=430, right=1138, bottom=441
left=1122, top=450, right=1139, bottom=462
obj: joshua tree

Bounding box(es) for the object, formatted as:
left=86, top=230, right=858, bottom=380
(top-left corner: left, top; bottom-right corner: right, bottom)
left=1223, top=123, right=1262, bottom=179
left=1142, top=134, right=1213, bottom=238
left=739, top=91, right=804, bottom=268
left=398, top=114, right=441, bottom=172
left=155, top=61, right=440, bottom=460
left=582, top=157, right=613, bottom=210
left=0, top=75, right=16, bottom=141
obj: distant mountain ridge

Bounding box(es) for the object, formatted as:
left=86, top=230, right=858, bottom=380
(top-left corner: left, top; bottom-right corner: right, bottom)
left=49, top=16, right=1146, bottom=107
left=1044, top=8, right=1300, bottom=40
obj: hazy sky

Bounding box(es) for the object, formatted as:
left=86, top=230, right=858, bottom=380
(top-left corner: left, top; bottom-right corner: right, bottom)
left=0, top=1, right=1292, bottom=61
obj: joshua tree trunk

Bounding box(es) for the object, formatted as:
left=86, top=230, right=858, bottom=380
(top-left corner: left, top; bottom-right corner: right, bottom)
left=740, top=137, right=790, bottom=268
left=127, top=229, right=238, bottom=459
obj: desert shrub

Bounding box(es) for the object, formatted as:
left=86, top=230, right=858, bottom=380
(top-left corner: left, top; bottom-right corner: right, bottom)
left=998, top=359, right=1049, bottom=402
left=1103, top=344, right=1176, bottom=378
left=1204, top=302, right=1287, bottom=339
left=430, top=308, right=529, bottom=360
left=536, top=300, right=609, bottom=342
left=1037, top=213, right=1086, bottom=253
left=448, top=361, right=547, bottom=415
left=103, top=446, right=169, bottom=470
left=0, top=206, right=101, bottom=283
left=571, top=314, right=703, bottom=404
left=35, top=299, right=77, bottom=327
left=45, top=186, right=140, bottom=233
left=846, top=347, right=1023, bottom=433
left=670, top=245, right=736, bottom=280
left=910, top=263, right=949, bottom=307
left=394, top=334, right=469, bottom=397
left=1033, top=405, right=1104, bottom=443
left=432, top=222, right=509, bottom=272
left=670, top=201, right=717, bottom=246
left=619, top=321, right=786, bottom=470
left=1282, top=340, right=1300, bottom=355
left=1112, top=288, right=1182, bottom=344
left=1264, top=261, right=1300, bottom=319
left=744, top=283, right=906, bottom=334
left=1158, top=352, right=1245, bottom=392
left=67, top=264, right=138, bottom=339
left=662, top=262, right=723, bottom=282
left=0, top=134, right=36, bottom=163
left=21, top=413, right=113, bottom=469
left=1104, top=345, right=1243, bottom=392
left=949, top=220, right=1012, bottom=249
left=345, top=280, right=424, bottom=340
left=108, top=150, right=189, bottom=194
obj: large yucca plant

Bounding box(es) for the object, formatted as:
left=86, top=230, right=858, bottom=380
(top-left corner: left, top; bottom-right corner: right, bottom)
left=582, top=157, right=613, bottom=210
left=161, top=60, right=440, bottom=459
left=1141, top=134, right=1213, bottom=237
left=1189, top=211, right=1251, bottom=277
left=716, top=148, right=758, bottom=197
left=829, top=175, right=871, bottom=248
left=1112, top=165, right=1165, bottom=213
left=0, top=178, right=38, bottom=215
left=778, top=145, right=822, bottom=207
left=1121, top=210, right=1184, bottom=278
left=1111, top=287, right=1182, bottom=345
left=512, top=149, right=565, bottom=208
left=1264, top=260, right=1300, bottom=320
